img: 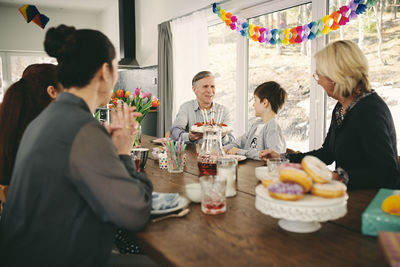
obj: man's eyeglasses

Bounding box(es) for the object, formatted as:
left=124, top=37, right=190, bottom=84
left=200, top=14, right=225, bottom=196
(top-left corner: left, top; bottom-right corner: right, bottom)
left=312, top=73, right=319, bottom=81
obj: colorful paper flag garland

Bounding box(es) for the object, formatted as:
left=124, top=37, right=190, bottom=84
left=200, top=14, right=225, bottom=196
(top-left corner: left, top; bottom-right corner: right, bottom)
left=212, top=0, right=377, bottom=45
left=18, top=4, right=50, bottom=29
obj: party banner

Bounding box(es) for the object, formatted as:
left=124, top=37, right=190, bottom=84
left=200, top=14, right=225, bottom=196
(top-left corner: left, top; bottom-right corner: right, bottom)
left=212, top=0, right=377, bottom=45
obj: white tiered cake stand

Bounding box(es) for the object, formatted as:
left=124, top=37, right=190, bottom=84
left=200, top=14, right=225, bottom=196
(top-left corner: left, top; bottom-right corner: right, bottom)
left=255, top=184, right=348, bottom=233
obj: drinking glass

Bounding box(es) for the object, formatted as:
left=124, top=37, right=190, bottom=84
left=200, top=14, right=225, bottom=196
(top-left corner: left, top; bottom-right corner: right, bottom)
left=200, top=175, right=226, bottom=215
left=267, top=158, right=289, bottom=177
left=166, top=152, right=184, bottom=173
left=130, top=148, right=149, bottom=172
left=217, top=157, right=237, bottom=197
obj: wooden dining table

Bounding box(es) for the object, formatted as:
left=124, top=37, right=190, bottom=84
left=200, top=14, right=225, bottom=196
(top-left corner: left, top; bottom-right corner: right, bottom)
left=136, top=135, right=381, bottom=267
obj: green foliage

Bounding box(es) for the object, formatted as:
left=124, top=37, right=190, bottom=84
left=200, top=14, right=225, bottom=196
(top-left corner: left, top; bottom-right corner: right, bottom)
left=365, top=22, right=377, bottom=33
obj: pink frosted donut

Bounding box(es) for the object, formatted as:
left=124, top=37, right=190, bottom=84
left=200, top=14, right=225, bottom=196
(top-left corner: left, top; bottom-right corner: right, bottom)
left=301, top=155, right=332, bottom=184
left=278, top=163, right=313, bottom=193
left=267, top=182, right=304, bottom=201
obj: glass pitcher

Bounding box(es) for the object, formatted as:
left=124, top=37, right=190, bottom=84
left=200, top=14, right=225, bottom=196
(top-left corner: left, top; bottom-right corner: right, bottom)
left=197, top=124, right=225, bottom=176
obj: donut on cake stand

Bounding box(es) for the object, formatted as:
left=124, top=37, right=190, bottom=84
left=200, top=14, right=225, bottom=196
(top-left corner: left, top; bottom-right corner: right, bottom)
left=255, top=184, right=348, bottom=233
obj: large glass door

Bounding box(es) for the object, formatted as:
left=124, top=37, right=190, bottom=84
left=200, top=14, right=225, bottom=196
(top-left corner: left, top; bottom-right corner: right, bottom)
left=208, top=23, right=238, bottom=134
left=248, top=3, right=313, bottom=152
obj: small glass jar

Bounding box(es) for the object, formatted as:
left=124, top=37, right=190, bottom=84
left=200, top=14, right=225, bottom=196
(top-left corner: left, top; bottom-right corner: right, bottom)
left=217, top=157, right=238, bottom=197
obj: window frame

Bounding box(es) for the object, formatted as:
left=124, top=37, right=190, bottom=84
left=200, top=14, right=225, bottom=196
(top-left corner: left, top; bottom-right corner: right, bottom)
left=0, top=50, right=53, bottom=99
left=207, top=0, right=328, bottom=150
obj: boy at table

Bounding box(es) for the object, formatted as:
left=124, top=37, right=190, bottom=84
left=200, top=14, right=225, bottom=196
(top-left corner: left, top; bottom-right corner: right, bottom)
left=224, top=81, right=287, bottom=160
left=170, top=71, right=234, bottom=145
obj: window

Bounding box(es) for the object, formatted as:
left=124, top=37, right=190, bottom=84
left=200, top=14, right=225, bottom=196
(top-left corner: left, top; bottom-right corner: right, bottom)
left=9, top=54, right=56, bottom=82
left=207, top=0, right=398, bottom=153
left=0, top=52, right=56, bottom=102
left=247, top=3, right=312, bottom=152
left=208, top=23, right=238, bottom=130
left=328, top=0, right=400, bottom=152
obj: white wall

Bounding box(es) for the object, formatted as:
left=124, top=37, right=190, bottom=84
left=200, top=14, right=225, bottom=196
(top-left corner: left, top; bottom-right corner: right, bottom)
left=135, top=0, right=213, bottom=67
left=0, top=5, right=96, bottom=51
left=0, top=2, right=119, bottom=53
left=97, top=1, right=119, bottom=58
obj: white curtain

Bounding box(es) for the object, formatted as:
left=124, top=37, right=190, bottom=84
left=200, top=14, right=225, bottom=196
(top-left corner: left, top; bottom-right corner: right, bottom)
left=170, top=10, right=209, bottom=119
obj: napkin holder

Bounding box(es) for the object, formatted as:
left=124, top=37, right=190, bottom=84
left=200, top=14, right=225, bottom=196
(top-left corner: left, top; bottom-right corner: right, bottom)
left=362, top=189, right=400, bottom=236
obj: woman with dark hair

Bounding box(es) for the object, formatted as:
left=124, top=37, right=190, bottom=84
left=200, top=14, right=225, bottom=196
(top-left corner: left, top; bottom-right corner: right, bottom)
left=0, top=63, right=60, bottom=186
left=0, top=25, right=153, bottom=267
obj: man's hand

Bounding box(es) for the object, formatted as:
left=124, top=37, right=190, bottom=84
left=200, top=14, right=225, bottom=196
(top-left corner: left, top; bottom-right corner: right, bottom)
left=189, top=131, right=203, bottom=142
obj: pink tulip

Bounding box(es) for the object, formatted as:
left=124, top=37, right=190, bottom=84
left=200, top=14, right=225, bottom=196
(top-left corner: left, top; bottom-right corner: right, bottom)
left=135, top=88, right=141, bottom=96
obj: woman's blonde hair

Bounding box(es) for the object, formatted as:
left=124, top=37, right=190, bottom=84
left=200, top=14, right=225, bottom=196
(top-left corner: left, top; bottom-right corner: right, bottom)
left=315, top=40, right=371, bottom=98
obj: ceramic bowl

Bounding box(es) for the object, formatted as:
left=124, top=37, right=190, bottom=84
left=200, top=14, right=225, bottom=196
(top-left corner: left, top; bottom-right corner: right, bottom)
left=185, top=183, right=201, bottom=203
left=254, top=166, right=269, bottom=180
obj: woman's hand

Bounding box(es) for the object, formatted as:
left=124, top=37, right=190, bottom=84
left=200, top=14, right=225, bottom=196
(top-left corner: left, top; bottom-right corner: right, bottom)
left=227, top=147, right=239, bottom=155
left=105, top=102, right=142, bottom=155
left=259, top=149, right=280, bottom=162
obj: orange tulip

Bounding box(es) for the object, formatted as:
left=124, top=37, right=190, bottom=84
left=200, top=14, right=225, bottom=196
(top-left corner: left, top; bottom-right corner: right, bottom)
left=152, top=99, right=160, bottom=108
left=116, top=89, right=124, bottom=98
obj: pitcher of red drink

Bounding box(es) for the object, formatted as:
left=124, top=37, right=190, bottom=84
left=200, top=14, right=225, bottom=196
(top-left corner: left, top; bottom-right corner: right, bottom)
left=197, top=124, right=225, bottom=176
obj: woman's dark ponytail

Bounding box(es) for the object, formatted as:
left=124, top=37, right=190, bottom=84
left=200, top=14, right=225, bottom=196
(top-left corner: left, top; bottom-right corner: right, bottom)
left=44, top=24, right=115, bottom=89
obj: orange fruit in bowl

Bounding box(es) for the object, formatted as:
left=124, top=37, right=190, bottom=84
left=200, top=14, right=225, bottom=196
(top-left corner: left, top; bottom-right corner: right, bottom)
left=382, top=195, right=400, bottom=215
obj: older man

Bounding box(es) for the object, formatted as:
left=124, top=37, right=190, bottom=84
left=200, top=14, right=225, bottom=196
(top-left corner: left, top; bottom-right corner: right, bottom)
left=170, top=71, right=234, bottom=145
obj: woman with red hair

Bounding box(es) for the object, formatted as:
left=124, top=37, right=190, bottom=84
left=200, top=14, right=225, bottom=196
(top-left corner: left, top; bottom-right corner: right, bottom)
left=0, top=63, right=61, bottom=186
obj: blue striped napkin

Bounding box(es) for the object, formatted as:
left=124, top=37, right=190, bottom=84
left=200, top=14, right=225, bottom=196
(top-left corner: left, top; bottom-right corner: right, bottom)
left=152, top=192, right=180, bottom=210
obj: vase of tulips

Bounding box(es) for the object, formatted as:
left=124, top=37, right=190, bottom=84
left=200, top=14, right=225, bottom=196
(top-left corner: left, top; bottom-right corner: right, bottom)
left=111, top=88, right=160, bottom=147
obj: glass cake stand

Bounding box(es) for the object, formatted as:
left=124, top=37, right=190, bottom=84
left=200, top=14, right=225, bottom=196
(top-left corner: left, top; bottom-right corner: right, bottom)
left=255, top=184, right=348, bottom=233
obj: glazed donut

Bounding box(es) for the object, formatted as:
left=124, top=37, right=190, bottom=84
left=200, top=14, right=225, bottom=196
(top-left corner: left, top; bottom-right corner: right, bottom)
left=381, top=195, right=400, bottom=216
left=260, top=171, right=278, bottom=188
left=261, top=177, right=279, bottom=188
left=268, top=182, right=304, bottom=201
left=301, top=155, right=332, bottom=184
left=311, top=181, right=347, bottom=198
left=278, top=163, right=313, bottom=193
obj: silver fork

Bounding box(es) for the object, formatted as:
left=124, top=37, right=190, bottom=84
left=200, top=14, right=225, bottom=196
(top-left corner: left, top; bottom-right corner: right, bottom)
left=151, top=208, right=190, bottom=223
